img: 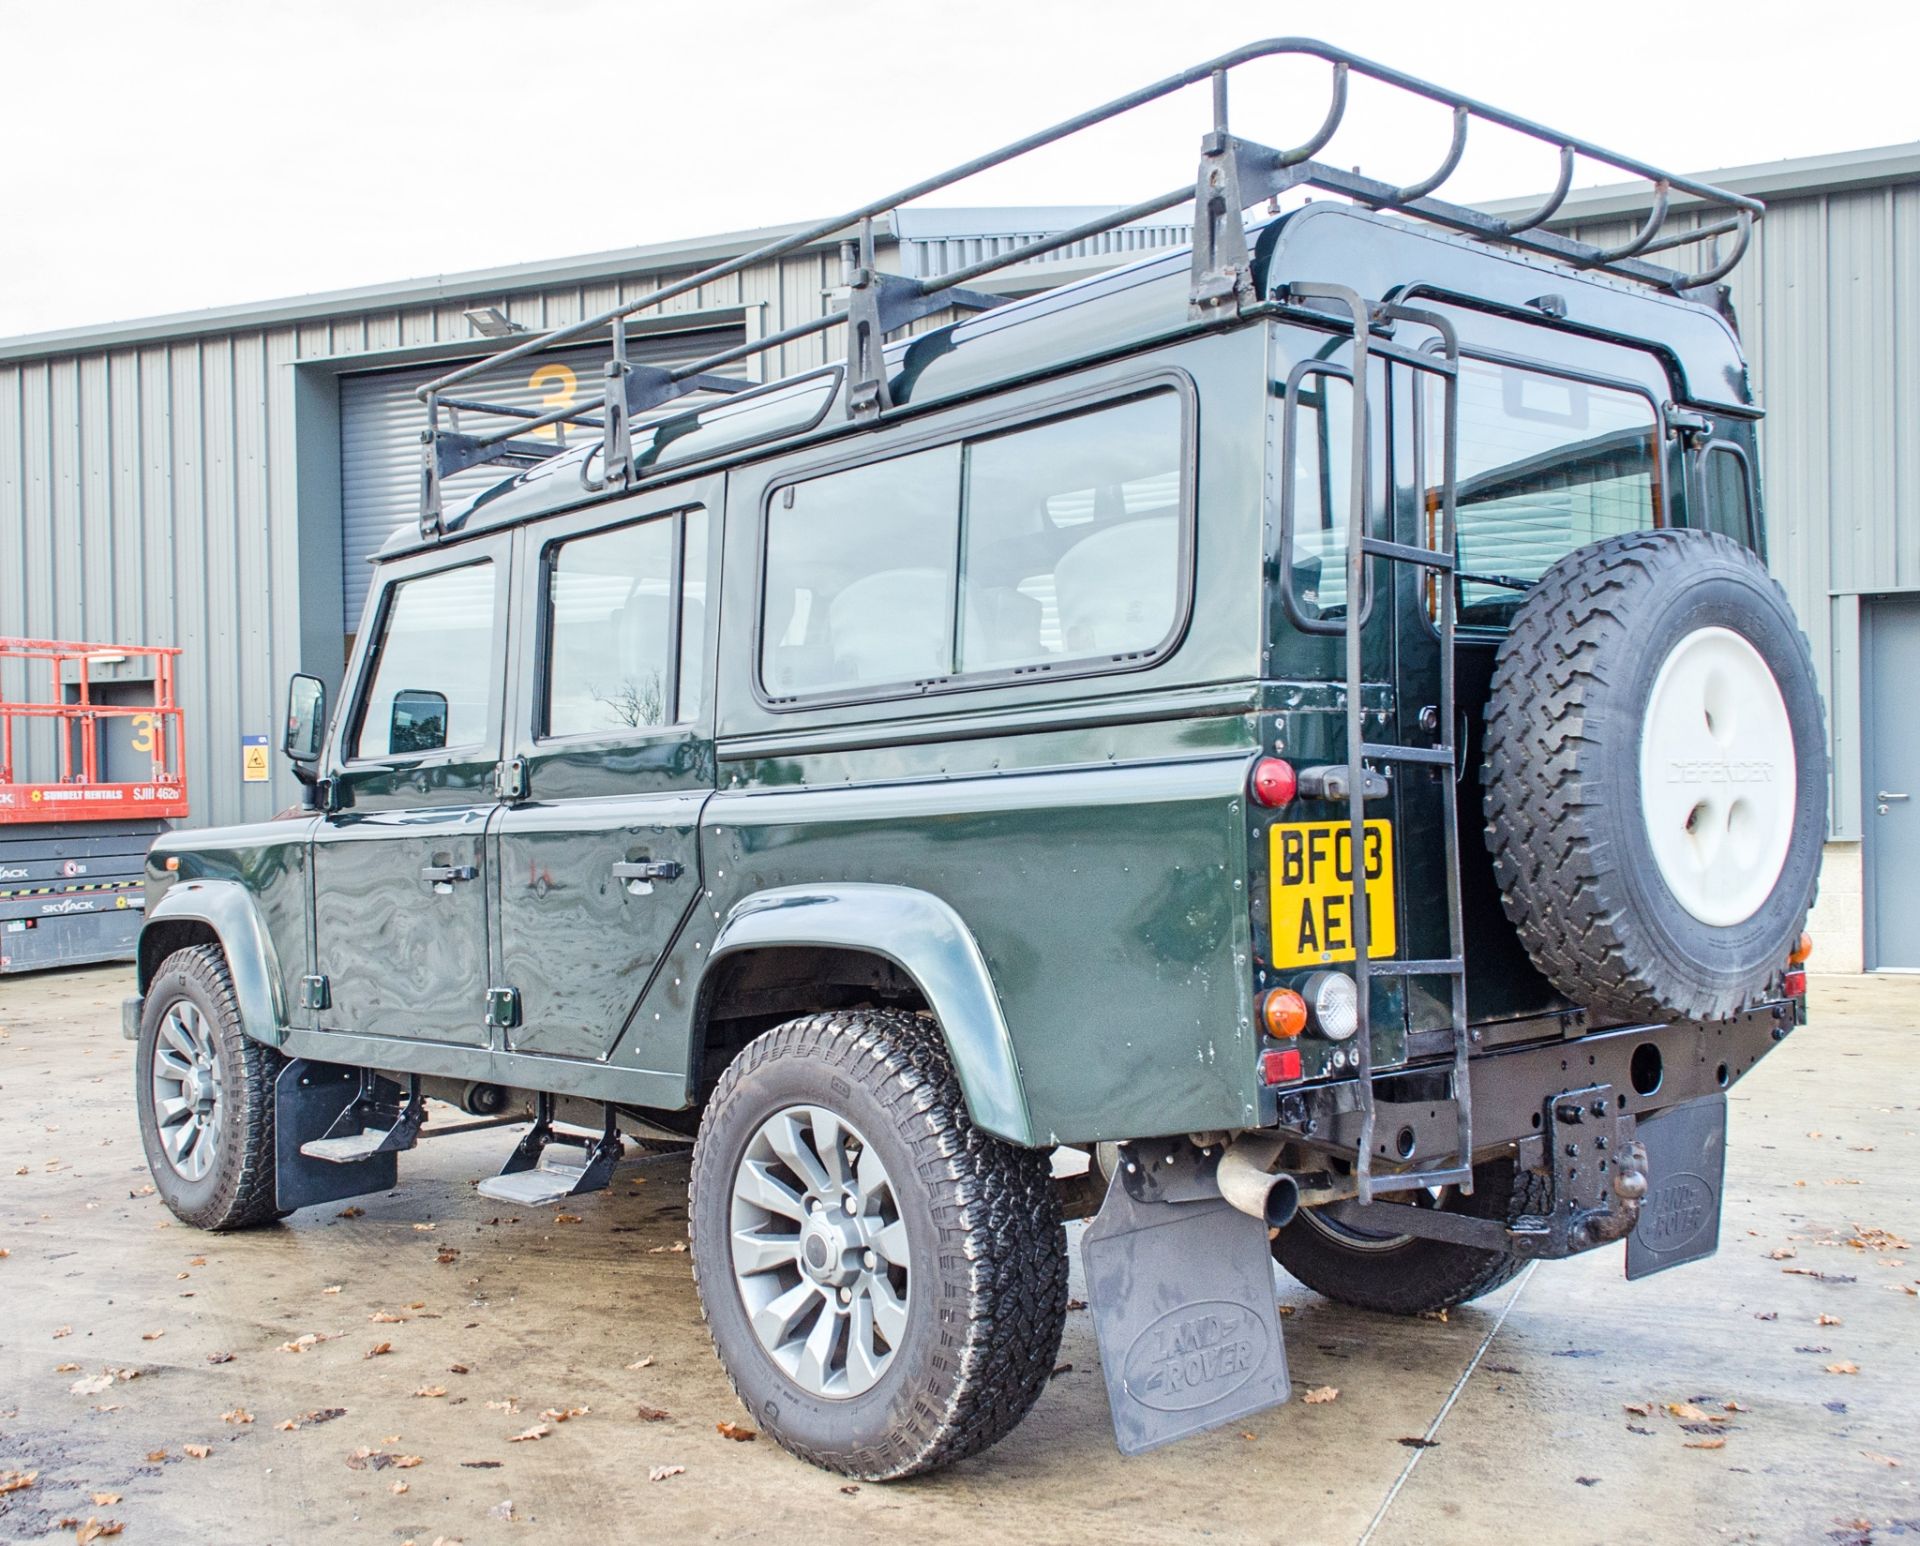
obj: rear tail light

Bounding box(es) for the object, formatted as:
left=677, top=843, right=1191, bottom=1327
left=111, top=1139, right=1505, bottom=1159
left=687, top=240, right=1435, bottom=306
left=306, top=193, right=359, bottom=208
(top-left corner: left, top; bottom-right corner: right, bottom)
left=1260, top=1047, right=1303, bottom=1085
left=1261, top=988, right=1308, bottom=1039
left=1789, top=932, right=1813, bottom=965
left=1783, top=969, right=1807, bottom=998
left=1250, top=757, right=1297, bottom=807
left=1304, top=971, right=1359, bottom=1041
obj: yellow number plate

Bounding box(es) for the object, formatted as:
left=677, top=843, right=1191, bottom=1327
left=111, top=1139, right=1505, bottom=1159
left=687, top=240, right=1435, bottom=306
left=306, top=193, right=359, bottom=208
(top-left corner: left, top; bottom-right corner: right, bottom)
left=1269, top=820, right=1396, bottom=968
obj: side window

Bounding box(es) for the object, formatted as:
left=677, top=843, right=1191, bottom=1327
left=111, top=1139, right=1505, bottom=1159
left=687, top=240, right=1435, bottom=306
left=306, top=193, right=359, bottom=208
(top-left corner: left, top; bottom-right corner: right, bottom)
left=1281, top=366, right=1359, bottom=624
left=1428, top=359, right=1661, bottom=626
left=760, top=389, right=1186, bottom=701
left=1702, top=443, right=1756, bottom=546
left=352, top=561, right=496, bottom=759
left=543, top=507, right=705, bottom=737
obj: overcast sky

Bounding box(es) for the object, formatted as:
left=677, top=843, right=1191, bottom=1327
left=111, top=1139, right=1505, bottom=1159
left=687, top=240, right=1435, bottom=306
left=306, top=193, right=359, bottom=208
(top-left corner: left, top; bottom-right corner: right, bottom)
left=3, top=0, right=1913, bottom=339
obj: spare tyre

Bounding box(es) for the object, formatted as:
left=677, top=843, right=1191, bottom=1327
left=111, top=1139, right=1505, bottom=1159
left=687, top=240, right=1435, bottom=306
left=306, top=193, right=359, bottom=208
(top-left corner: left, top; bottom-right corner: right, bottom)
left=1483, top=528, right=1826, bottom=1023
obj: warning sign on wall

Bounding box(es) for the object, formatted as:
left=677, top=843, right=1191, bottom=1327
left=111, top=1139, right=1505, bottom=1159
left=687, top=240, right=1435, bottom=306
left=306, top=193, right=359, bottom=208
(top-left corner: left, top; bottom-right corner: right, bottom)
left=241, top=735, right=270, bottom=783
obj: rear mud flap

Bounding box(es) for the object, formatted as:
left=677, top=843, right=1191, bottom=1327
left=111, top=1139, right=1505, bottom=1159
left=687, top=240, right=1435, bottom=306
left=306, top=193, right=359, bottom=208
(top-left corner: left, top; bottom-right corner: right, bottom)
left=1626, top=1093, right=1726, bottom=1280
left=274, top=1059, right=400, bottom=1213
left=1081, top=1169, right=1290, bottom=1455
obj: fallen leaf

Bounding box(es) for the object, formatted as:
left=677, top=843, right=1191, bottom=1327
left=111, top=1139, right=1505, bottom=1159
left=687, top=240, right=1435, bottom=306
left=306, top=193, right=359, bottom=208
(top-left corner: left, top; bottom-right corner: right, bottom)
left=1623, top=1402, right=1654, bottom=1417
left=1724, top=1400, right=1750, bottom=1413
left=221, top=1408, right=253, bottom=1425
left=76, top=1521, right=124, bottom=1544
left=183, top=1444, right=211, bottom=1459
left=542, top=1406, right=588, bottom=1423
left=55, top=1362, right=79, bottom=1373
left=275, top=1420, right=297, bottom=1432
left=322, top=1285, right=342, bottom=1295
left=1826, top=1361, right=1860, bottom=1375
left=1684, top=1437, right=1726, bottom=1450
left=53, top=1326, right=72, bottom=1339
left=460, top=1460, right=503, bottom=1469
left=370, top=1312, right=407, bottom=1324
left=485, top=1399, right=520, bottom=1415
left=336, top=1207, right=363, bottom=1219
left=91, top=1493, right=120, bottom=1506
left=0, top=1471, right=36, bottom=1495
left=414, top=1386, right=448, bottom=1399
left=634, top=1403, right=670, bottom=1422
left=206, top=1351, right=233, bottom=1365
left=406, top=1302, right=425, bottom=1311
left=648, top=1464, right=685, bottom=1482
left=488, top=1500, right=515, bottom=1521
left=1765, top=1248, right=1797, bottom=1261
left=448, top=1364, right=470, bottom=1375
left=1397, top=1436, right=1439, bottom=1449
left=1818, top=1314, right=1843, bottom=1327
left=390, top=1481, right=409, bottom=1495
left=278, top=1333, right=324, bottom=1353
left=626, top=1357, right=655, bottom=1371
left=508, top=1424, right=550, bottom=1443
left=145, top=1450, right=167, bottom=1463
left=1420, top=1308, right=1449, bottom=1323
left=394, top=1455, right=422, bottom=1469
left=1862, top=1452, right=1902, bottom=1468
left=716, top=1421, right=756, bottom=1442
left=188, top=1257, right=206, bottom=1267
left=411, top=1223, right=436, bottom=1232
left=555, top=1214, right=583, bottom=1225
left=69, top=1375, right=114, bottom=1396
left=365, top=1342, right=393, bottom=1359
left=1303, top=1386, right=1339, bottom=1404
left=1666, top=1402, right=1711, bottom=1421
left=436, top=1249, right=460, bottom=1264
left=1050, top=1362, right=1073, bottom=1379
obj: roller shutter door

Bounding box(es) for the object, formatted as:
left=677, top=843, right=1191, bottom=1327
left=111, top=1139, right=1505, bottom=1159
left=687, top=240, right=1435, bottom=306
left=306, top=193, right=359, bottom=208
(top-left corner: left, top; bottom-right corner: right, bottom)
left=338, top=326, right=743, bottom=634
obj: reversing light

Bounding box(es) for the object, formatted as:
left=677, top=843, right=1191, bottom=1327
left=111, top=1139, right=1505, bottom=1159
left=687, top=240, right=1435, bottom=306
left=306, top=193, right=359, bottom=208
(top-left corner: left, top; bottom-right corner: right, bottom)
left=1261, top=988, right=1308, bottom=1039
left=1304, top=971, right=1359, bottom=1041
left=1259, top=1047, right=1303, bottom=1085
left=1788, top=933, right=1813, bottom=965
left=1250, top=757, right=1297, bottom=807
left=1783, top=969, right=1807, bottom=999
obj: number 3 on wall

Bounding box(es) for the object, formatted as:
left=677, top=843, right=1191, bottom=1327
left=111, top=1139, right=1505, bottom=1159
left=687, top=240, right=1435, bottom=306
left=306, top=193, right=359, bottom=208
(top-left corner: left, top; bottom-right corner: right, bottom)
left=129, top=713, right=157, bottom=755
left=529, top=362, right=577, bottom=440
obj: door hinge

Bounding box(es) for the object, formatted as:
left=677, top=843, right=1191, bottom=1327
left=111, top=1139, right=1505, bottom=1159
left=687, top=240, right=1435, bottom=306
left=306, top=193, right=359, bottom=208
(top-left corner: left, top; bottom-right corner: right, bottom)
left=301, top=974, right=331, bottom=1010
left=496, top=758, right=529, bottom=802
left=486, top=986, right=521, bottom=1029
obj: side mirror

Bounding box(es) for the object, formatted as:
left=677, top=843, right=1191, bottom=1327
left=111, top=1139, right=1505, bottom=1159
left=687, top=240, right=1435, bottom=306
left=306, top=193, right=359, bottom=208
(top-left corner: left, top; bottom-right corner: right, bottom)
left=389, top=689, right=448, bottom=754
left=283, top=674, right=327, bottom=762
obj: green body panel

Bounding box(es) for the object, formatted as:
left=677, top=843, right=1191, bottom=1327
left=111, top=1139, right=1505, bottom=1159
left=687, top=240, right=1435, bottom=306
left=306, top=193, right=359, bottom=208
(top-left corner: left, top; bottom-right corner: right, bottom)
left=136, top=200, right=1770, bottom=1151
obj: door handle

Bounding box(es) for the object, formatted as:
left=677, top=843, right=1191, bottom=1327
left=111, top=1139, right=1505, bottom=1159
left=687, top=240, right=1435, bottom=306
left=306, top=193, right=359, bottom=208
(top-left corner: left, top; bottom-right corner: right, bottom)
left=420, top=864, right=478, bottom=884
left=612, top=859, right=683, bottom=884
left=1879, top=791, right=1910, bottom=801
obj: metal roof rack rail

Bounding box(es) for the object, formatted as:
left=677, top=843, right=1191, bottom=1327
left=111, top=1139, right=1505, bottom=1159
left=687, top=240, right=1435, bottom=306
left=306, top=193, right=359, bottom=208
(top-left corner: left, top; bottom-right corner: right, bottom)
left=415, top=37, right=1763, bottom=535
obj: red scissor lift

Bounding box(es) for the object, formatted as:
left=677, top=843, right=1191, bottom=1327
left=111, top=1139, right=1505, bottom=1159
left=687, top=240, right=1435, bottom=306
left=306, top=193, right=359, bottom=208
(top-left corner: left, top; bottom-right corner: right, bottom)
left=0, top=637, right=188, bottom=973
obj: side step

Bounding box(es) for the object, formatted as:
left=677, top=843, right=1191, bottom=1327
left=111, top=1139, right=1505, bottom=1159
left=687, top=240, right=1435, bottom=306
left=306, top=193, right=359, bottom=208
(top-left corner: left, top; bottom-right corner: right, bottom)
left=299, top=1071, right=425, bottom=1164
left=475, top=1094, right=623, bottom=1207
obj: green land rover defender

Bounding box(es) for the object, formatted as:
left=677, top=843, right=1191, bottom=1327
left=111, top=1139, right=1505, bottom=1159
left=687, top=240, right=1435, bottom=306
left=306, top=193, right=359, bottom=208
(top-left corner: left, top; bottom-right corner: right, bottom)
left=126, top=40, right=1825, bottom=1478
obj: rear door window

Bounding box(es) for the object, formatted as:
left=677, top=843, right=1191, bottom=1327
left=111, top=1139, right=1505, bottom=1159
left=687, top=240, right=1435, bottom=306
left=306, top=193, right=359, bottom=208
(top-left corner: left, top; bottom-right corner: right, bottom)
left=1424, top=359, right=1661, bottom=627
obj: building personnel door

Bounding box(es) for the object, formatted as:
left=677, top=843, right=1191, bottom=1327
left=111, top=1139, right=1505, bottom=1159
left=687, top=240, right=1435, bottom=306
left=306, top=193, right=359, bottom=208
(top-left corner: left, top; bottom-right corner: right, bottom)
left=1865, top=595, right=1920, bottom=969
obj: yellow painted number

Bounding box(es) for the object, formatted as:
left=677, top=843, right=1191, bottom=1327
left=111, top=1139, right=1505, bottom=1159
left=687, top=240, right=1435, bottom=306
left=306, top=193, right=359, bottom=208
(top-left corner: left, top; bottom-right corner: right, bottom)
left=129, top=714, right=157, bottom=756
left=529, top=362, right=577, bottom=439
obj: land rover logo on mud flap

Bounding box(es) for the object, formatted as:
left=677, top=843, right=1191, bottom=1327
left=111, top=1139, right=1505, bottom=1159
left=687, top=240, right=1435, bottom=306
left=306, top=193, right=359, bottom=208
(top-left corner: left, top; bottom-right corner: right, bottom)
left=1121, top=1300, right=1268, bottom=1413
left=1635, top=1171, right=1716, bottom=1257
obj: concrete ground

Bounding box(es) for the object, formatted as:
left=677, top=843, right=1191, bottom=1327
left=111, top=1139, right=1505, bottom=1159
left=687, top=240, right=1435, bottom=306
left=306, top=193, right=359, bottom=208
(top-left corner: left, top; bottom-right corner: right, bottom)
left=0, top=968, right=1915, bottom=1546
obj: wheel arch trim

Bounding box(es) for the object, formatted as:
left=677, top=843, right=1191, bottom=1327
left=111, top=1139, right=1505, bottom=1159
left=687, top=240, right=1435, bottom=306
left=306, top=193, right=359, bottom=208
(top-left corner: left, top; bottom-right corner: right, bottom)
left=705, top=883, right=1033, bottom=1146
left=138, top=879, right=287, bottom=1047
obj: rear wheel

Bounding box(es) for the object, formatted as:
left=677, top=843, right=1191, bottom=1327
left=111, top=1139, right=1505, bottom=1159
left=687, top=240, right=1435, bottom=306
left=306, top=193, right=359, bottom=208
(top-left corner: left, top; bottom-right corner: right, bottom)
left=1270, top=1156, right=1545, bottom=1315
left=689, top=1009, right=1067, bottom=1479
left=134, top=944, right=285, bottom=1231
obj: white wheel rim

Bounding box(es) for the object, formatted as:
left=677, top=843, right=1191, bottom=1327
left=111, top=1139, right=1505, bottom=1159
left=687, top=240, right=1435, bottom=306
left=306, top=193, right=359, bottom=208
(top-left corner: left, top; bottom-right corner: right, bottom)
left=1637, top=625, right=1796, bottom=927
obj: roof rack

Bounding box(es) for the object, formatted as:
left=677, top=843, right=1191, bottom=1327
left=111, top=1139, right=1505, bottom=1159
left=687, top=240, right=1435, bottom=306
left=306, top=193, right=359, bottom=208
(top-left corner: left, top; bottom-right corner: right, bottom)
left=415, top=36, right=1763, bottom=535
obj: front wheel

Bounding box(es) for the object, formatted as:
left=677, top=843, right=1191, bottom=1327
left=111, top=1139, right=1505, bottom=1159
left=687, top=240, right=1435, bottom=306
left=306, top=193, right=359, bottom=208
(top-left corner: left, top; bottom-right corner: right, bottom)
left=689, top=1009, right=1067, bottom=1479
left=1270, top=1156, right=1546, bottom=1315
left=134, top=944, right=285, bottom=1231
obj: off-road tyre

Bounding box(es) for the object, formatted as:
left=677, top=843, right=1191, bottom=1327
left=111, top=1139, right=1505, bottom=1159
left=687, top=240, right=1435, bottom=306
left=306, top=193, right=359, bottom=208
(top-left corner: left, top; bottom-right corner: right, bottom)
left=689, top=1009, right=1067, bottom=1480
left=1271, top=1156, right=1548, bottom=1315
left=135, top=944, right=286, bottom=1231
left=1483, top=529, right=1826, bottom=1023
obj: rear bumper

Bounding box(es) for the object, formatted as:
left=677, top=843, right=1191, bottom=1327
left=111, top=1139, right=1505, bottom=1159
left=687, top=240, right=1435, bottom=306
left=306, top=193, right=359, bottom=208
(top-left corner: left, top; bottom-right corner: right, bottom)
left=1276, top=998, right=1800, bottom=1168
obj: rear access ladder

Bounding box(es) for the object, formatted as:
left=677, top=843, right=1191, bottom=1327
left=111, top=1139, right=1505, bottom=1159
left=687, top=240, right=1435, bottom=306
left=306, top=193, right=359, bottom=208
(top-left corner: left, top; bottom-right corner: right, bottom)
left=1291, top=285, right=1472, bottom=1205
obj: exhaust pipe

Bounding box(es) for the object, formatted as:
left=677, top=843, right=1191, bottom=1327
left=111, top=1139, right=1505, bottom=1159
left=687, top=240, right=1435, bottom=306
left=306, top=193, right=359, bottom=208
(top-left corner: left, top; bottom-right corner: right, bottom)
left=1216, top=1138, right=1301, bottom=1229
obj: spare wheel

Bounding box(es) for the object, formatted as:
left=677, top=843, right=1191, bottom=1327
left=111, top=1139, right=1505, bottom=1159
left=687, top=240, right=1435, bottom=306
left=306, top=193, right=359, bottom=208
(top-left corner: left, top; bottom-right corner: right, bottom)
left=1483, top=528, right=1826, bottom=1023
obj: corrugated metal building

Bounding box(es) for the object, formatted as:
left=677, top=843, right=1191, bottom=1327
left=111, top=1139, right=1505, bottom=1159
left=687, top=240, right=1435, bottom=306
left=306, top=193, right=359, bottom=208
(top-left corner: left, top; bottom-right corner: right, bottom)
left=1486, top=142, right=1920, bottom=969
left=3, top=149, right=1915, bottom=967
